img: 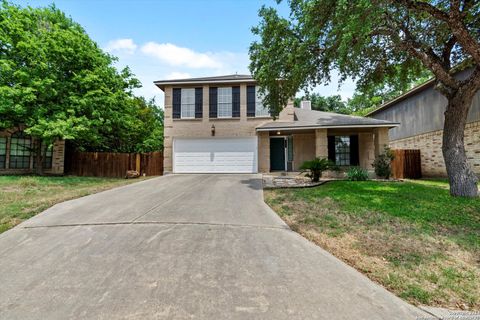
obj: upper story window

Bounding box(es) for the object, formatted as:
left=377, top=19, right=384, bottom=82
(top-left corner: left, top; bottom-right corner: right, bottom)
left=0, top=137, right=6, bottom=169
left=9, top=131, right=31, bottom=169
left=217, top=87, right=232, bottom=118
left=255, top=87, right=270, bottom=117
left=247, top=85, right=270, bottom=117
left=173, top=87, right=202, bottom=119
left=181, top=88, right=195, bottom=119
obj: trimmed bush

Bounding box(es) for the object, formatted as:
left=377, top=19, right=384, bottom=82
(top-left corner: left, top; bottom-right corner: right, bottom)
left=346, top=167, right=369, bottom=181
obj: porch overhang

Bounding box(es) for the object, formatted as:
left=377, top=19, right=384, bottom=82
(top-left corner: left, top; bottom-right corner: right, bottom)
left=256, top=123, right=399, bottom=132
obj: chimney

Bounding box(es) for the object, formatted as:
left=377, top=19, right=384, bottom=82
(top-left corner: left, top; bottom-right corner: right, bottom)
left=300, top=100, right=311, bottom=110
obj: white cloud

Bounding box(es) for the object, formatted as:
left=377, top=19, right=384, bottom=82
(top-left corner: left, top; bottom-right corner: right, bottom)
left=141, top=42, right=222, bottom=69
left=105, top=38, right=137, bottom=55
left=165, top=72, right=192, bottom=80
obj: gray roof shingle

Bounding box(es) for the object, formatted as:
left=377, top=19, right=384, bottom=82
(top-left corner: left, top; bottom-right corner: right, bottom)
left=154, top=74, right=254, bottom=89
left=257, top=108, right=399, bottom=130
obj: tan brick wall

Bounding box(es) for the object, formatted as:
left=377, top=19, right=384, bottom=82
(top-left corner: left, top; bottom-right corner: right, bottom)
left=258, top=132, right=270, bottom=173
left=163, top=84, right=274, bottom=173
left=314, top=129, right=328, bottom=158
left=293, top=133, right=315, bottom=171
left=47, top=140, right=65, bottom=175
left=359, top=132, right=375, bottom=171
left=389, top=120, right=480, bottom=177
left=374, top=127, right=389, bottom=157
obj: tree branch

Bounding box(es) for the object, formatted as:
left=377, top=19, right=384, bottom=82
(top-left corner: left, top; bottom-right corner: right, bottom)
left=460, top=66, right=480, bottom=99
left=448, top=8, right=480, bottom=64
left=399, top=0, right=449, bottom=22
left=443, top=36, right=457, bottom=68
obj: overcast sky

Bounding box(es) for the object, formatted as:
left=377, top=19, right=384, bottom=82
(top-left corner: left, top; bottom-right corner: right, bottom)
left=13, top=0, right=357, bottom=107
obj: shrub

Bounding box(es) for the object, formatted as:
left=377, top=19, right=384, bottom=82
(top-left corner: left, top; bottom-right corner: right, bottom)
left=346, top=167, right=369, bottom=181
left=300, top=157, right=338, bottom=182
left=372, top=147, right=395, bottom=179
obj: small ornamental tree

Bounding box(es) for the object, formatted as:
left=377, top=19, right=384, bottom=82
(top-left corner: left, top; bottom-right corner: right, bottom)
left=300, top=157, right=337, bottom=182
left=250, top=0, right=480, bottom=197
left=372, top=147, right=395, bottom=179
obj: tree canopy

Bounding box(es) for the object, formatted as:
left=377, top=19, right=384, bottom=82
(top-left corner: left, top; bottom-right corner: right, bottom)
left=0, top=1, right=163, bottom=167
left=250, top=0, right=480, bottom=197
left=294, top=93, right=352, bottom=114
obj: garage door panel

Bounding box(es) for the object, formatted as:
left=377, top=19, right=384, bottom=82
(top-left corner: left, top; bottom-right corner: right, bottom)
left=173, top=138, right=258, bottom=173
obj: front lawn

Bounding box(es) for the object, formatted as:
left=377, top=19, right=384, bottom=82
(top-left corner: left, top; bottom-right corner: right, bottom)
left=265, top=179, right=480, bottom=310
left=0, top=175, right=147, bottom=233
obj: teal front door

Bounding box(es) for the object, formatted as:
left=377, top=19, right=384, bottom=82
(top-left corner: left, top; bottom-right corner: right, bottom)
left=270, top=137, right=285, bottom=171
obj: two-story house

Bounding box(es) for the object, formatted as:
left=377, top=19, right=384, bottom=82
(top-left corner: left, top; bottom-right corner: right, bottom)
left=155, top=75, right=398, bottom=174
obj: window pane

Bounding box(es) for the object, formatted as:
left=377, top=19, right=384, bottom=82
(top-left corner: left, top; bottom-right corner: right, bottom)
left=9, top=132, right=31, bottom=169
left=0, top=137, right=6, bottom=168
left=255, top=87, right=270, bottom=117
left=33, top=144, right=53, bottom=169
left=287, top=136, right=294, bottom=161
left=217, top=87, right=232, bottom=117
left=181, top=88, right=195, bottom=118
left=334, top=136, right=350, bottom=166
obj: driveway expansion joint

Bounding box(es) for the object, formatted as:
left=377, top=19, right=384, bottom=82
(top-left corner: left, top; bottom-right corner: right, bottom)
left=22, top=220, right=291, bottom=231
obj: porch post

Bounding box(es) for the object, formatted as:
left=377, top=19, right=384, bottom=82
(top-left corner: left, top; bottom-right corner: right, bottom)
left=374, top=127, right=389, bottom=157
left=258, top=132, right=270, bottom=173
left=315, top=129, right=328, bottom=158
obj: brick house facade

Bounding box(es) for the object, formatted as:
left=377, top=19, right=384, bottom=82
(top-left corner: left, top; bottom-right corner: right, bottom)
left=0, top=127, right=65, bottom=175
left=368, top=69, right=480, bottom=177
left=155, top=75, right=397, bottom=175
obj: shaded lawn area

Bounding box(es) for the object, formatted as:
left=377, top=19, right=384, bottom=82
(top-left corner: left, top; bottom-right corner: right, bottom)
left=0, top=175, right=148, bottom=233
left=265, top=179, right=480, bottom=310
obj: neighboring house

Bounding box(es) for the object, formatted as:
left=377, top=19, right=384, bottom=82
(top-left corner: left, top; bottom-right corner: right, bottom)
left=367, top=69, right=480, bottom=177
left=0, top=127, right=65, bottom=175
left=155, top=75, right=398, bottom=174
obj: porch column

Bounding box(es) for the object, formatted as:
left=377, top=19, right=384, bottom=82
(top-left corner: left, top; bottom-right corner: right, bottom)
left=374, top=127, right=389, bottom=157
left=258, top=132, right=270, bottom=173
left=315, top=129, right=328, bottom=158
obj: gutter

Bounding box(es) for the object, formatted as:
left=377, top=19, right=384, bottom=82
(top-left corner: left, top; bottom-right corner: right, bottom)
left=256, top=123, right=399, bottom=131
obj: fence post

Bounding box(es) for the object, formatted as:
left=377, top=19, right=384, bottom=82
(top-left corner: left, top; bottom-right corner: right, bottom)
left=136, top=153, right=141, bottom=173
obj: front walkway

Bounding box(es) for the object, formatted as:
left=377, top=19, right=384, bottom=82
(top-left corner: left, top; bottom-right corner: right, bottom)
left=0, top=174, right=428, bottom=319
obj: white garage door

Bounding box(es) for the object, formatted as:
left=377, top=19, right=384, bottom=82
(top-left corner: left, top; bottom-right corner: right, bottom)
left=173, top=137, right=258, bottom=173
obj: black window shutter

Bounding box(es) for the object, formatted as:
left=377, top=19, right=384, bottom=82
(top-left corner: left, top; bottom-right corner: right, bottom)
left=327, top=136, right=336, bottom=162
left=232, top=86, right=240, bottom=117
left=209, top=87, right=217, bottom=118
left=172, top=88, right=181, bottom=119
left=350, top=135, right=359, bottom=166
left=246, top=85, right=256, bottom=117
left=195, top=87, right=203, bottom=119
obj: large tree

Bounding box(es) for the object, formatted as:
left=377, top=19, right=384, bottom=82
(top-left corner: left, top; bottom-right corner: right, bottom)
left=250, top=0, right=480, bottom=197
left=294, top=93, right=352, bottom=114
left=0, top=2, right=163, bottom=174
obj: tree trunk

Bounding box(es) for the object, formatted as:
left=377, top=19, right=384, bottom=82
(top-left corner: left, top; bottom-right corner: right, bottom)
left=442, top=96, right=478, bottom=197
left=34, top=139, right=44, bottom=176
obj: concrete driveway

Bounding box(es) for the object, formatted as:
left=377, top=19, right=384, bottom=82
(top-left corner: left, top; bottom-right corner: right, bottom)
left=0, top=174, right=428, bottom=319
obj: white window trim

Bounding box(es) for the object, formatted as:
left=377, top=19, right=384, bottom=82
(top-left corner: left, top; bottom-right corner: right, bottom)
left=180, top=88, right=195, bottom=119
left=255, top=86, right=270, bottom=117
left=217, top=87, right=233, bottom=118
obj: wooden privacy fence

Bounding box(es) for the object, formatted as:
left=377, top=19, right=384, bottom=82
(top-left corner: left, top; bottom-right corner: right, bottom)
left=65, top=151, right=163, bottom=178
left=391, top=149, right=422, bottom=179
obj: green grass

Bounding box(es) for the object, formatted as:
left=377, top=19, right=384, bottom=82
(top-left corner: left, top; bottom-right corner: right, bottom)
left=265, top=179, right=480, bottom=310
left=0, top=175, right=147, bottom=233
